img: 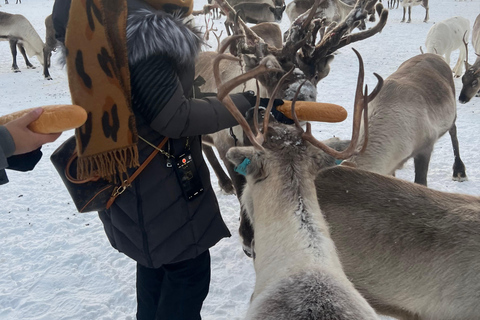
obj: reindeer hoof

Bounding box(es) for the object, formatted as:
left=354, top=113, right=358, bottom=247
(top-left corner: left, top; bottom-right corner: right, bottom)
left=219, top=181, right=235, bottom=195
left=45, top=76, right=53, bottom=80
left=12, top=69, right=20, bottom=73
left=243, top=247, right=253, bottom=258
left=452, top=175, right=468, bottom=182
left=27, top=65, right=36, bottom=69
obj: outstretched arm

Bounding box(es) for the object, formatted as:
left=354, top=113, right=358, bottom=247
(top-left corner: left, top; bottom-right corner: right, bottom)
left=130, top=54, right=254, bottom=139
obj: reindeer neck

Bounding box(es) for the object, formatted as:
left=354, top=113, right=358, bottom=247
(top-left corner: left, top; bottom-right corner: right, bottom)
left=251, top=169, right=345, bottom=291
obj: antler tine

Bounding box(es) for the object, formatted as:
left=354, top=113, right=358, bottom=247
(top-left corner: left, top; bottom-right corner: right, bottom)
left=262, top=67, right=295, bottom=135
left=367, top=73, right=383, bottom=102
left=463, top=31, right=470, bottom=71
left=253, top=80, right=261, bottom=137
left=291, top=80, right=307, bottom=130
left=302, top=48, right=382, bottom=159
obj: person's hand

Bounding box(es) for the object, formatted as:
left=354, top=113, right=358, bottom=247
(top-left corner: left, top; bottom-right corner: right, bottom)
left=4, top=108, right=61, bottom=155
left=241, top=91, right=292, bottom=124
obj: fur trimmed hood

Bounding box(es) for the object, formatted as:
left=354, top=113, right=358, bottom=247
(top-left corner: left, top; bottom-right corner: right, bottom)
left=126, top=8, right=203, bottom=67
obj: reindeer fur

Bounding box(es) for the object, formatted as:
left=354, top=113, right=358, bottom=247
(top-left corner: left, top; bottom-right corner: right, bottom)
left=316, top=165, right=480, bottom=320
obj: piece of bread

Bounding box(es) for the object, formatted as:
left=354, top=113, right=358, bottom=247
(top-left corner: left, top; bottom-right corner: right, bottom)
left=0, top=105, right=88, bottom=133
left=276, top=101, right=348, bottom=123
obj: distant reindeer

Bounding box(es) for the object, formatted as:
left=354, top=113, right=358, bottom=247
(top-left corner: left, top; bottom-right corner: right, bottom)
left=4, top=0, right=22, bottom=4
left=218, top=39, right=381, bottom=319
left=233, top=2, right=286, bottom=24
left=459, top=13, right=480, bottom=104
left=425, top=16, right=470, bottom=78
left=387, top=0, right=399, bottom=9
left=401, top=0, right=429, bottom=23
left=0, top=11, right=52, bottom=79
left=344, top=53, right=467, bottom=186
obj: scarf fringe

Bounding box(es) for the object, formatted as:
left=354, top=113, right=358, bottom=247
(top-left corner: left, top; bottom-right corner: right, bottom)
left=77, top=146, right=140, bottom=183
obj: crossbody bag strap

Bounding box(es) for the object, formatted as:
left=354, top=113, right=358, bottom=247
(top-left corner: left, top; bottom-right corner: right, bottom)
left=106, top=136, right=169, bottom=209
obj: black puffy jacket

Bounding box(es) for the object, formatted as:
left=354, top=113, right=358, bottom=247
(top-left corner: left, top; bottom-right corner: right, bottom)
left=53, top=0, right=254, bottom=268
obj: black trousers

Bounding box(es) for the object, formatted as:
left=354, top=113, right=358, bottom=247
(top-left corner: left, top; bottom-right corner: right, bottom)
left=136, top=250, right=211, bottom=320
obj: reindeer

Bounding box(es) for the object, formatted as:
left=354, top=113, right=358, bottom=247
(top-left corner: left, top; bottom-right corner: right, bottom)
left=0, top=11, right=51, bottom=79
left=201, top=0, right=388, bottom=252
left=216, top=36, right=381, bottom=319
left=459, top=13, right=480, bottom=104
left=343, top=53, right=467, bottom=187
left=232, top=2, right=285, bottom=25
left=425, top=16, right=470, bottom=78
left=401, top=0, right=428, bottom=23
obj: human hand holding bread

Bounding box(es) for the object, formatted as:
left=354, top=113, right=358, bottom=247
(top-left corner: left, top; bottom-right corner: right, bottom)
left=0, top=105, right=87, bottom=155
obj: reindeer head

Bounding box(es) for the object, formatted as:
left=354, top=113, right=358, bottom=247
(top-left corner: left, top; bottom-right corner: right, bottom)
left=459, top=35, right=480, bottom=104
left=213, top=44, right=382, bottom=223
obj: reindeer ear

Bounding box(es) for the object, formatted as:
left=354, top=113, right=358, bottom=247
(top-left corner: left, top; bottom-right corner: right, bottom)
left=226, top=146, right=264, bottom=178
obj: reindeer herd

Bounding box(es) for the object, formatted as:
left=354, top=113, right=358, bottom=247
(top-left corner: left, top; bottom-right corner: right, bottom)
left=1, top=0, right=480, bottom=319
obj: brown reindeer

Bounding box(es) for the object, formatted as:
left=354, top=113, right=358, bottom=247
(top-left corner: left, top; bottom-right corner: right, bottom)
left=216, top=37, right=381, bottom=319
left=344, top=53, right=467, bottom=186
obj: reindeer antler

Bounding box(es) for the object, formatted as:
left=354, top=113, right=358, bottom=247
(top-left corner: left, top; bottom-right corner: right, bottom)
left=213, top=36, right=284, bottom=150
left=298, top=48, right=383, bottom=159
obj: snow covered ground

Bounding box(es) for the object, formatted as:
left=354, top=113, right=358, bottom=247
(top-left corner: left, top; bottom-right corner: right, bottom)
left=0, top=0, right=479, bottom=319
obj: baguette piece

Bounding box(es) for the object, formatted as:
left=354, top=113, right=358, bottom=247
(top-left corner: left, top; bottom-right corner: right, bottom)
left=0, top=105, right=88, bottom=133
left=276, top=101, right=348, bottom=123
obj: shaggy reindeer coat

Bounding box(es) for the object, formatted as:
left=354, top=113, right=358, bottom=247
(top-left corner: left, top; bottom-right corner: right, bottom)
left=53, top=0, right=255, bottom=268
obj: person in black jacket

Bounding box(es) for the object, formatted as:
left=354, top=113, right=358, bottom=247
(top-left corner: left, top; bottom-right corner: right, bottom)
left=0, top=108, right=60, bottom=185
left=52, top=0, right=283, bottom=319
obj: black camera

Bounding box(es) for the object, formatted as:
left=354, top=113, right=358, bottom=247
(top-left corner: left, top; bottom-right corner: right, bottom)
left=173, top=152, right=204, bottom=201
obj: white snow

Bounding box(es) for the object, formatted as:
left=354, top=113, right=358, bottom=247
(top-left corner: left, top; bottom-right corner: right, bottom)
left=0, top=0, right=479, bottom=319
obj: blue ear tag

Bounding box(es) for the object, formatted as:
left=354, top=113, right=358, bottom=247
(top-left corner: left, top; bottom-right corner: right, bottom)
left=234, top=158, right=251, bottom=176
left=335, top=159, right=343, bottom=165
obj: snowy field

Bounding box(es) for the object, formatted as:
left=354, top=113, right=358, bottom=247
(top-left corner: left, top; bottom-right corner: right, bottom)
left=0, top=0, right=479, bottom=319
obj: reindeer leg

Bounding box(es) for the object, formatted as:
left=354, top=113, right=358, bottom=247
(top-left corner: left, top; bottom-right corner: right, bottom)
left=9, top=40, right=20, bottom=72
left=401, top=7, right=406, bottom=22
left=407, top=6, right=412, bottom=23
left=17, top=44, right=35, bottom=69
left=449, top=123, right=467, bottom=182
left=423, top=7, right=429, bottom=22
left=414, top=146, right=433, bottom=186
left=43, top=47, right=52, bottom=80
left=203, top=144, right=235, bottom=194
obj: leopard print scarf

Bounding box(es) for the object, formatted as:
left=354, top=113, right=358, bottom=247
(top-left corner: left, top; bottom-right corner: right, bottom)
left=65, top=0, right=139, bottom=181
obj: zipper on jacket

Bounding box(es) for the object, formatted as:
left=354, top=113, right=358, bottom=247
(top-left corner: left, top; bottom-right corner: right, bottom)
left=136, top=179, right=154, bottom=268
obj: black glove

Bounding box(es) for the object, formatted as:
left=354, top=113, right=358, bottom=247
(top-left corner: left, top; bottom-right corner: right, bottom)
left=7, top=147, right=43, bottom=172
left=241, top=91, right=293, bottom=125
